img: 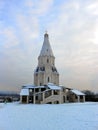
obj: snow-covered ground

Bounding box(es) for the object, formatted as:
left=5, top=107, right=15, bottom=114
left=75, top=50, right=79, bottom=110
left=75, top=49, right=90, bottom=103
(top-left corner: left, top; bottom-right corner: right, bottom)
left=0, top=102, right=98, bottom=130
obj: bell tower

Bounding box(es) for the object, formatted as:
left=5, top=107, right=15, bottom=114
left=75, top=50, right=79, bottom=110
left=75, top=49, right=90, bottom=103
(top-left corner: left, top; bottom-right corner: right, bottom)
left=34, top=32, right=59, bottom=86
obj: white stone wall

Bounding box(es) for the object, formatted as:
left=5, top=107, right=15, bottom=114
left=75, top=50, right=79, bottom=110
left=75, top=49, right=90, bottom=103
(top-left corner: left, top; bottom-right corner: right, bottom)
left=34, top=55, right=59, bottom=86
left=34, top=33, right=59, bottom=86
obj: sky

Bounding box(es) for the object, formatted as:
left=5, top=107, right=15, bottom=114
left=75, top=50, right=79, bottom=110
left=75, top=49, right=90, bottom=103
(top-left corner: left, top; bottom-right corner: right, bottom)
left=0, top=0, right=98, bottom=92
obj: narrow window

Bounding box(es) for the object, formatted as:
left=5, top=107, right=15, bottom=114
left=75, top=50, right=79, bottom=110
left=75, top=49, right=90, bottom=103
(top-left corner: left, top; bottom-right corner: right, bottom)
left=36, top=96, right=38, bottom=100
left=47, top=59, right=49, bottom=63
left=40, top=83, right=42, bottom=86
left=48, top=77, right=50, bottom=82
left=43, top=67, right=45, bottom=71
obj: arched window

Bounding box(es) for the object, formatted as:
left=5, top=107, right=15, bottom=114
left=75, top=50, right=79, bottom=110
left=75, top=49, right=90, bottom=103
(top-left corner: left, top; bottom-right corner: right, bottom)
left=47, top=59, right=49, bottom=63
left=48, top=77, right=50, bottom=82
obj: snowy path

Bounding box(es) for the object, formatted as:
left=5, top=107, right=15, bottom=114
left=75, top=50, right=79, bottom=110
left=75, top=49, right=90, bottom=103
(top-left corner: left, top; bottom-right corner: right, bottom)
left=0, top=102, right=98, bottom=130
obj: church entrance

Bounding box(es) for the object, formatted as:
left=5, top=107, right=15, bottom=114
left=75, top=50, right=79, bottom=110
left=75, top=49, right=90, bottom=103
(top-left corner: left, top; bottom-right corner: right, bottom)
left=29, top=96, right=33, bottom=103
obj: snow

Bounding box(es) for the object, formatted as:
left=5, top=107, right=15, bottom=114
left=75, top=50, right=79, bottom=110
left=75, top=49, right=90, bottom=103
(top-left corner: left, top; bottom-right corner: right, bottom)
left=48, top=83, right=61, bottom=90
left=71, top=89, right=85, bottom=95
left=23, top=85, right=45, bottom=89
left=0, top=102, right=98, bottom=130
left=21, top=83, right=61, bottom=90
left=20, top=89, right=29, bottom=96
left=22, top=84, right=35, bottom=89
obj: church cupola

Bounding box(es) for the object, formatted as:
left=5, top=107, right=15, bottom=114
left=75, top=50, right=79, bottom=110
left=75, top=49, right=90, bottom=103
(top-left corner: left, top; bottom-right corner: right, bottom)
left=34, top=32, right=59, bottom=86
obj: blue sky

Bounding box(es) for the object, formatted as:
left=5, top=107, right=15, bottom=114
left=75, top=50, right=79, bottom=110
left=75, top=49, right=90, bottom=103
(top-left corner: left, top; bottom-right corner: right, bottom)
left=0, top=0, right=98, bottom=92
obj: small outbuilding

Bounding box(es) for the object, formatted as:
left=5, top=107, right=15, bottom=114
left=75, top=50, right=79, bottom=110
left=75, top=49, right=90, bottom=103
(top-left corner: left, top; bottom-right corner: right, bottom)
left=67, top=89, right=85, bottom=102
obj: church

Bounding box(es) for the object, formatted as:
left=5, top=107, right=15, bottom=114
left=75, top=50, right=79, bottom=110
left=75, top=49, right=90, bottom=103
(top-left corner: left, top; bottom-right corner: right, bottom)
left=20, top=32, right=85, bottom=104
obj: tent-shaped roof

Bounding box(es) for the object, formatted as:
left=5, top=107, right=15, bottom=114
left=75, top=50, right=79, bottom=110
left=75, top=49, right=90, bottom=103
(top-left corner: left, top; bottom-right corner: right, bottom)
left=39, top=33, right=54, bottom=57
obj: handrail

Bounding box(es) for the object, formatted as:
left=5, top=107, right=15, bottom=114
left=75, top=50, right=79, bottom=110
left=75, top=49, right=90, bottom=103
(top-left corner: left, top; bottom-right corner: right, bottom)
left=29, top=89, right=51, bottom=96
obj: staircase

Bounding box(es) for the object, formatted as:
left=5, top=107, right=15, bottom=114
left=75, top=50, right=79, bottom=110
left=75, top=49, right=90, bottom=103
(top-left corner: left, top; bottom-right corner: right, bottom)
left=40, top=95, right=61, bottom=104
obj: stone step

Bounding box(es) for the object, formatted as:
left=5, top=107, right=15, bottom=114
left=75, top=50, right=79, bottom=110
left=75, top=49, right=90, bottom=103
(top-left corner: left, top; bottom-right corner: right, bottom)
left=41, top=95, right=61, bottom=104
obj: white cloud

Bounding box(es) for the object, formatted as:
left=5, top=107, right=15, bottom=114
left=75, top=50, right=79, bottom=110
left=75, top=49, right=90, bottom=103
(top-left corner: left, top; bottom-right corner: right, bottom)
left=25, top=0, right=53, bottom=16
left=16, top=14, right=39, bottom=40
left=34, top=0, right=53, bottom=15
left=86, top=1, right=98, bottom=15
left=24, top=0, right=34, bottom=8
left=0, top=0, right=98, bottom=92
left=1, top=27, right=19, bottom=48
left=47, top=0, right=98, bottom=91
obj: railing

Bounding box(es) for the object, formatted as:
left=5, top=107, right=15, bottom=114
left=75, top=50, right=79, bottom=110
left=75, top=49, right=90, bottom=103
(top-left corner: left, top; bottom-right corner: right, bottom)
left=40, top=95, right=60, bottom=104
left=29, top=89, right=61, bottom=104
left=44, top=89, right=52, bottom=98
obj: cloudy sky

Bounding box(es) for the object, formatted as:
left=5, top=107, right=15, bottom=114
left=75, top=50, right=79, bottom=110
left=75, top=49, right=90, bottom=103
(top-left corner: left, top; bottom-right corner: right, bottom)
left=0, top=0, right=98, bottom=92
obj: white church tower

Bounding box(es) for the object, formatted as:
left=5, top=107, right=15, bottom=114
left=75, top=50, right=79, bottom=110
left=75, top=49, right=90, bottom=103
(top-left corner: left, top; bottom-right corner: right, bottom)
left=34, top=32, right=59, bottom=86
